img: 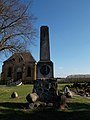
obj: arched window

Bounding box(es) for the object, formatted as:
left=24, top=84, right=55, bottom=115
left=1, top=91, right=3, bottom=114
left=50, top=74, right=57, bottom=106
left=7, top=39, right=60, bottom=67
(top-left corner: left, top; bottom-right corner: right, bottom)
left=16, top=67, right=22, bottom=80
left=7, top=67, right=12, bottom=77
left=27, top=67, right=31, bottom=77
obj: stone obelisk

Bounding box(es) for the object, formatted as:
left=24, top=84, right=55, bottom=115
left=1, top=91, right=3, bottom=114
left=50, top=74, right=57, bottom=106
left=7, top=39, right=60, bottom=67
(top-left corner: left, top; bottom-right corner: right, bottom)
left=40, top=26, right=50, bottom=61
left=37, top=26, right=54, bottom=79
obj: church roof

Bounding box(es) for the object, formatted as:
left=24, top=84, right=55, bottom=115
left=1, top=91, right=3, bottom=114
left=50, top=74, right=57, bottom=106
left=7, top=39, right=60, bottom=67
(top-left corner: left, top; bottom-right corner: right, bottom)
left=4, top=52, right=36, bottom=63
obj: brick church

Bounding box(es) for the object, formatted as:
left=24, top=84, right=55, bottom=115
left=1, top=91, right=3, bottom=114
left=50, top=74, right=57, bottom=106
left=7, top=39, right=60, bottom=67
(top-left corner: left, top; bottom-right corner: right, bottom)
left=1, top=52, right=37, bottom=84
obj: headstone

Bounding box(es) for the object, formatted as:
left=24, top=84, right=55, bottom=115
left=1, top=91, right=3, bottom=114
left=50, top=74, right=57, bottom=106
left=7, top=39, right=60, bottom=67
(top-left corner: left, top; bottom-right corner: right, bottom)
left=64, top=86, right=73, bottom=98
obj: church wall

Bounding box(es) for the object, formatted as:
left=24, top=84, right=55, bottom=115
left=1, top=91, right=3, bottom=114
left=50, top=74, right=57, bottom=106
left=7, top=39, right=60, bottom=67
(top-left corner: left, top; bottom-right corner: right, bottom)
left=1, top=62, right=14, bottom=83
left=1, top=60, right=37, bottom=84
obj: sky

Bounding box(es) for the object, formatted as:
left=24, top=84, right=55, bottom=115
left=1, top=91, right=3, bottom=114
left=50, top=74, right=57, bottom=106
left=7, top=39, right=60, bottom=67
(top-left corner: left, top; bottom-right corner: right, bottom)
left=1, top=0, right=90, bottom=78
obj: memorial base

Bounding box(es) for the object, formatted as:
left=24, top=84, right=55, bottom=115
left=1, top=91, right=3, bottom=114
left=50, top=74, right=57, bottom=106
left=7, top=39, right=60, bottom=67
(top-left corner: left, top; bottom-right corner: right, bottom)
left=33, top=78, right=57, bottom=103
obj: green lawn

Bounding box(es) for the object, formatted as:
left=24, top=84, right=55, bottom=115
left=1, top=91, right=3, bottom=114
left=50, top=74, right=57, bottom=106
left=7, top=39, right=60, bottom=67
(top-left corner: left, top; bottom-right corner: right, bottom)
left=0, top=84, right=33, bottom=103
left=0, top=84, right=90, bottom=120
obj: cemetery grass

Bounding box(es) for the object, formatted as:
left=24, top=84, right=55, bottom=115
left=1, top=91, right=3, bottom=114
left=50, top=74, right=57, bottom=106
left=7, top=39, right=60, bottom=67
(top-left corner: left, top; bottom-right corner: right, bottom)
left=0, top=84, right=90, bottom=120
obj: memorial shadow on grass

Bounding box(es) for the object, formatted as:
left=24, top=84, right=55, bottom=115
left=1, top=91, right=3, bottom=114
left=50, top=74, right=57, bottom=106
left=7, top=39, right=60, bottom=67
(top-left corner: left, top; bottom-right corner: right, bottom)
left=0, top=102, right=90, bottom=120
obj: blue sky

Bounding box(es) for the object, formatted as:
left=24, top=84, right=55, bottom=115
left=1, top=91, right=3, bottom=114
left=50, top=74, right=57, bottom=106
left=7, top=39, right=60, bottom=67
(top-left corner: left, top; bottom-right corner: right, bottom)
left=30, top=0, right=90, bottom=77
left=1, top=0, right=90, bottom=78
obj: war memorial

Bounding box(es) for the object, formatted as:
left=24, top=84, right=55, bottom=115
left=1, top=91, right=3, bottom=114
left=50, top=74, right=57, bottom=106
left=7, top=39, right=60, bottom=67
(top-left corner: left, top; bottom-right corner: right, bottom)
left=26, top=26, right=67, bottom=109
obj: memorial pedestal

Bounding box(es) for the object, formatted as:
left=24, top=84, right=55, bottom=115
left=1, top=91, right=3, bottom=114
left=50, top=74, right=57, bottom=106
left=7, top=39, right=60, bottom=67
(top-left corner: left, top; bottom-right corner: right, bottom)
left=33, top=78, right=57, bottom=103
left=37, top=61, right=53, bottom=79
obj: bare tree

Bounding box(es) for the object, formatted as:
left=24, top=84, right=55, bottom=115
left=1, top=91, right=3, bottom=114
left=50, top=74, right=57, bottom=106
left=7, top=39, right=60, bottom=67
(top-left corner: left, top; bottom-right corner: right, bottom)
left=0, top=0, right=37, bottom=54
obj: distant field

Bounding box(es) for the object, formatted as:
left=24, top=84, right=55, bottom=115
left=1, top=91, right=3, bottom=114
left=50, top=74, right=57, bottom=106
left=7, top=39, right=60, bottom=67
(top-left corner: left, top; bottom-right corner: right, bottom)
left=0, top=84, right=90, bottom=120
